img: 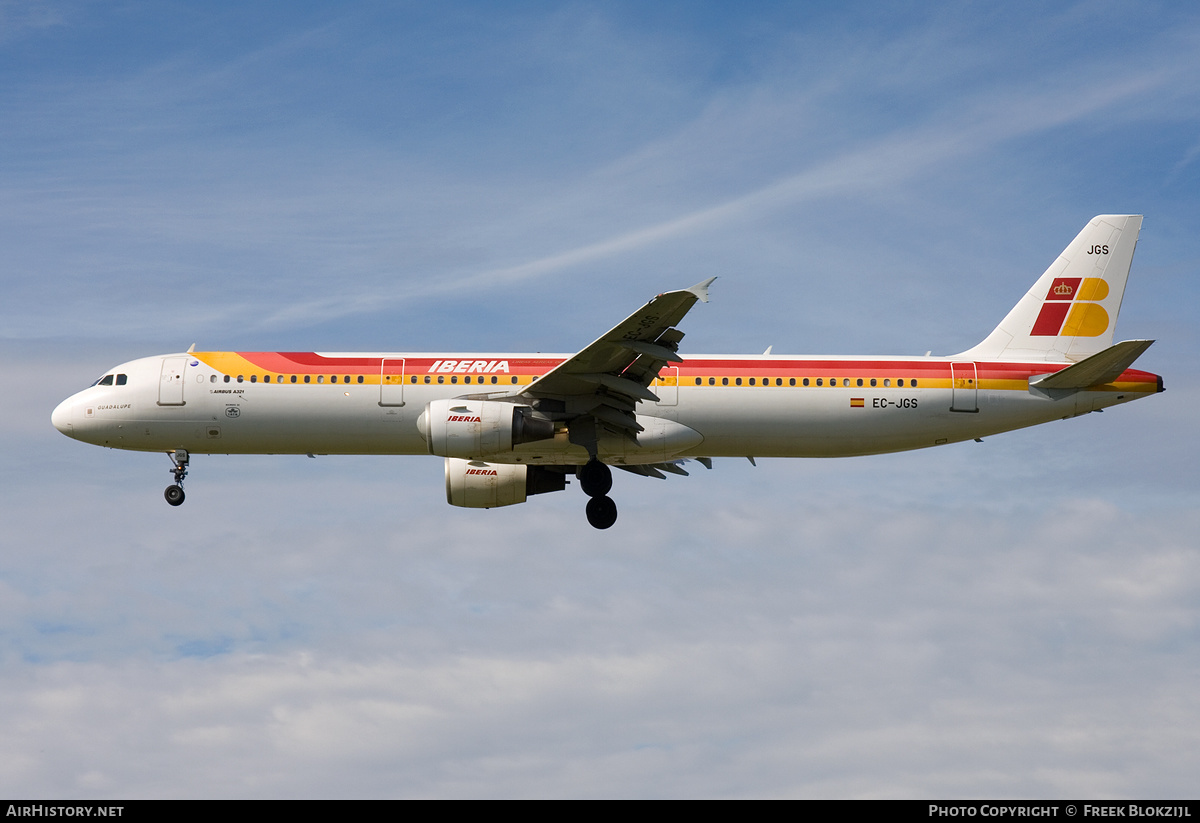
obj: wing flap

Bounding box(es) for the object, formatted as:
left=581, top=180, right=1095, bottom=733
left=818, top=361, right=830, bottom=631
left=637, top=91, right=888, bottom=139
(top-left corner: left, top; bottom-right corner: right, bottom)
left=571, top=373, right=661, bottom=403
left=624, top=340, right=684, bottom=363
left=590, top=403, right=644, bottom=434
left=616, top=461, right=691, bottom=479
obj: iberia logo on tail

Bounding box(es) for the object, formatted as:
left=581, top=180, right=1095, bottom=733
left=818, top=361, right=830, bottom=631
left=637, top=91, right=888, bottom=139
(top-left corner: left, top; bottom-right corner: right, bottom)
left=1031, top=277, right=1110, bottom=337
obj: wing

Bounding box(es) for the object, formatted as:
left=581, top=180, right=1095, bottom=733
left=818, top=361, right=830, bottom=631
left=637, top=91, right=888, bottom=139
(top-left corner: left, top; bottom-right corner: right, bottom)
left=503, top=277, right=716, bottom=456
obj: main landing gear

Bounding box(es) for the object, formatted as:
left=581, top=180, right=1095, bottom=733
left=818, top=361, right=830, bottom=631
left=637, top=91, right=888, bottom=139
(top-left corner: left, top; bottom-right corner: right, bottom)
left=164, top=449, right=189, bottom=507
left=579, top=459, right=617, bottom=529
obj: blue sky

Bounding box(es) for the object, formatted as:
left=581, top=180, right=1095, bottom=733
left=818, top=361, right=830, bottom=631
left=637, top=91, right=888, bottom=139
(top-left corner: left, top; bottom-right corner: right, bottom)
left=1, top=1, right=1198, bottom=797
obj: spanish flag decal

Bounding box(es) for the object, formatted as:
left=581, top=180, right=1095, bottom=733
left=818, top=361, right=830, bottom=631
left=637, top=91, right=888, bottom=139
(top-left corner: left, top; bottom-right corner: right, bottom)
left=850, top=398, right=865, bottom=408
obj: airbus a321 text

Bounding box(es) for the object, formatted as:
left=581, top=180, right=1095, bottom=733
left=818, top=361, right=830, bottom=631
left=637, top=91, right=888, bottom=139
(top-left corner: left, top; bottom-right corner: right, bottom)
left=53, top=215, right=1163, bottom=529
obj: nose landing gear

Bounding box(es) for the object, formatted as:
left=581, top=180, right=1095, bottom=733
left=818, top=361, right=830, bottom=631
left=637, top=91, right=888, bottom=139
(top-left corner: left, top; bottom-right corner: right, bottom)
left=579, top=459, right=617, bottom=529
left=164, top=449, right=189, bottom=506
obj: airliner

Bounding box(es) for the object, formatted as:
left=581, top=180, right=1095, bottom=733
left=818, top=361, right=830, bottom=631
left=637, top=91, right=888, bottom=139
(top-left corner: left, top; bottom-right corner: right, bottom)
left=52, top=215, right=1162, bottom=528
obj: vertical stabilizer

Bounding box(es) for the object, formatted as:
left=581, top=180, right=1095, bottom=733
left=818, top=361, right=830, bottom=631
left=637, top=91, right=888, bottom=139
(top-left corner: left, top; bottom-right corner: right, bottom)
left=958, top=215, right=1142, bottom=362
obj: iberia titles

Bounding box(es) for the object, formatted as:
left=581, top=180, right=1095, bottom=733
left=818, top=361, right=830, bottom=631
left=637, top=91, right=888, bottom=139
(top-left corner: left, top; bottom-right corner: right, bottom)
left=428, top=360, right=511, bottom=374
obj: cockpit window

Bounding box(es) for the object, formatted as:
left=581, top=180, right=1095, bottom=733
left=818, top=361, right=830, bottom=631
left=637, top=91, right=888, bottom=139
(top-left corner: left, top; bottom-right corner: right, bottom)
left=115, top=374, right=128, bottom=385
left=97, top=374, right=114, bottom=386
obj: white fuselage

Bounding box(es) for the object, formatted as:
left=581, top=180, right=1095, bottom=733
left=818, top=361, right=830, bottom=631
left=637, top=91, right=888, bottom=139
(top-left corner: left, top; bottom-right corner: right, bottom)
left=51, top=350, right=1159, bottom=465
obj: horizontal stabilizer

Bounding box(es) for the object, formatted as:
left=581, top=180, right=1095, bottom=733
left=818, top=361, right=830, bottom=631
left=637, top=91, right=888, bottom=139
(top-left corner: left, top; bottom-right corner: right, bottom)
left=1030, top=339, right=1154, bottom=390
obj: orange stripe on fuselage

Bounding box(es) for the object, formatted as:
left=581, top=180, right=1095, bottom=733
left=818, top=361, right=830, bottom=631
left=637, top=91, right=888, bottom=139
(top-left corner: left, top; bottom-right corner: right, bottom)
left=188, top=353, right=1160, bottom=393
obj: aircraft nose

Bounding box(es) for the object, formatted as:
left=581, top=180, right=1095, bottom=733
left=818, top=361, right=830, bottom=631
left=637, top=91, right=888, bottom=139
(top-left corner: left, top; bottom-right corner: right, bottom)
left=51, top=398, right=75, bottom=435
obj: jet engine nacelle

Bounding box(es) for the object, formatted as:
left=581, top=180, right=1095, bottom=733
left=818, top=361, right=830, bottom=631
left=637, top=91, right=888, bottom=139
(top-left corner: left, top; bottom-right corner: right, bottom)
left=418, top=399, right=555, bottom=459
left=445, top=458, right=567, bottom=508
